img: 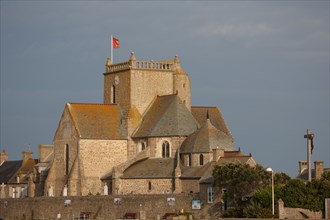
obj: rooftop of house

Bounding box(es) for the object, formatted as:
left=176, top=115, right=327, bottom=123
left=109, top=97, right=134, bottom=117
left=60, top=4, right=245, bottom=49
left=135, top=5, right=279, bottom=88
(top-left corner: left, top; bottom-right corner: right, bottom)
left=296, top=167, right=330, bottom=181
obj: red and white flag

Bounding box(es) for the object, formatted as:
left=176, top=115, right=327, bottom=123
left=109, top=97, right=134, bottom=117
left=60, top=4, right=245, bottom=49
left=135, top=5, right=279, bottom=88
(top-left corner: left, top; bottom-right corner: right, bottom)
left=111, top=35, right=120, bottom=63
left=112, top=37, right=120, bottom=49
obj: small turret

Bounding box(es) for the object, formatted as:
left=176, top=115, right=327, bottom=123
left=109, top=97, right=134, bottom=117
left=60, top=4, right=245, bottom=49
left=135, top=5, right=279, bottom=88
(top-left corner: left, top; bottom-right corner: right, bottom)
left=173, top=55, right=187, bottom=75
left=173, top=55, right=191, bottom=110
left=129, top=52, right=136, bottom=68
left=129, top=52, right=136, bottom=61
left=105, top=57, right=111, bottom=73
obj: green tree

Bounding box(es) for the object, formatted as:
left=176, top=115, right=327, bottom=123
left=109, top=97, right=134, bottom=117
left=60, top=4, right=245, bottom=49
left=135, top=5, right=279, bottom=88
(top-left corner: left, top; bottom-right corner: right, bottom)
left=274, top=172, right=291, bottom=185
left=242, top=200, right=273, bottom=218
left=212, top=163, right=271, bottom=215
left=276, top=177, right=330, bottom=211
left=321, top=171, right=330, bottom=181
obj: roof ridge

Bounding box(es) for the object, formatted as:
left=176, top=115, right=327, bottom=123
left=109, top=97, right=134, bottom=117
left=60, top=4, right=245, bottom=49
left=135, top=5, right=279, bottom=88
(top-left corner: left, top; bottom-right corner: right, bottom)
left=69, top=103, right=118, bottom=106
left=223, top=155, right=251, bottom=158
left=192, top=106, right=217, bottom=109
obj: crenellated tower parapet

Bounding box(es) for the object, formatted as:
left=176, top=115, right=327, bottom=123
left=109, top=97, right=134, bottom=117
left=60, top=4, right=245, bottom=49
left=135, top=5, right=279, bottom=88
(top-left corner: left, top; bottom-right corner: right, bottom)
left=105, top=52, right=174, bottom=74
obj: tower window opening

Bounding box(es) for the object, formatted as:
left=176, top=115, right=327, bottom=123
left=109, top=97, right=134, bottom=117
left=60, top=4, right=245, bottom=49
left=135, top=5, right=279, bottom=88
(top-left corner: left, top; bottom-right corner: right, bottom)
left=148, top=181, right=152, bottom=190
left=65, top=144, right=69, bottom=175
left=111, top=85, right=116, bottom=104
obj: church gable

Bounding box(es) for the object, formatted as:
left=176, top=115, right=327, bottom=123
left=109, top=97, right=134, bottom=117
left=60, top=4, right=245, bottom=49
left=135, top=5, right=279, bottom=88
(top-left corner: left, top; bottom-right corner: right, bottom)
left=54, top=105, right=79, bottom=141
left=132, top=95, right=199, bottom=138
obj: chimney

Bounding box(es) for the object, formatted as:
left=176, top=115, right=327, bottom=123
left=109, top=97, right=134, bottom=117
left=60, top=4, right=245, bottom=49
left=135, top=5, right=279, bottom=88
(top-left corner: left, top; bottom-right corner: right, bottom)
left=213, top=147, right=224, bottom=162
left=22, top=151, right=33, bottom=163
left=299, top=160, right=307, bottom=174
left=0, top=149, right=8, bottom=163
left=314, top=161, right=324, bottom=180
left=38, top=144, right=54, bottom=162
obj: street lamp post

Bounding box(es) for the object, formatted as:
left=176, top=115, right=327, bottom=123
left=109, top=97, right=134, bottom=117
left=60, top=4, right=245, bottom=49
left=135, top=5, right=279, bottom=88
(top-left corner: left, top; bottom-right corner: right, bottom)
left=266, top=167, right=274, bottom=216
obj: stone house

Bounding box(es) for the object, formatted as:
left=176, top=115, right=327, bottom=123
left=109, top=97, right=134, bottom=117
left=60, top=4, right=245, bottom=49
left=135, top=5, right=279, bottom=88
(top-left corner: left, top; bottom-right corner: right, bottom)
left=297, top=160, right=329, bottom=180
left=35, top=52, right=256, bottom=202
left=0, top=150, right=36, bottom=198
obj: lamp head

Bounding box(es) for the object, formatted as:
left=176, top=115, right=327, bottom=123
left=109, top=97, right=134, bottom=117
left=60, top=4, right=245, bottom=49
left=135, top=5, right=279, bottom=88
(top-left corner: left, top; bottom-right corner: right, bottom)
left=266, top=167, right=273, bottom=172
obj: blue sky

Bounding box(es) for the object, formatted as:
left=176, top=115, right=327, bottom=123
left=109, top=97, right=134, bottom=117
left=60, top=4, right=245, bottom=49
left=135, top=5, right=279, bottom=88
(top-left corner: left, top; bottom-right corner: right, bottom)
left=1, top=1, right=329, bottom=177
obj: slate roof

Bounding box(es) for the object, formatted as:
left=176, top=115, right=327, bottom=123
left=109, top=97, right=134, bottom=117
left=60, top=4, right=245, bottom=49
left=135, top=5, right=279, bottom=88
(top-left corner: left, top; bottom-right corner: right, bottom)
left=120, top=150, right=254, bottom=181
left=181, top=162, right=214, bottom=179
left=0, top=158, right=37, bottom=184
left=0, top=160, right=22, bottom=183
left=67, top=103, right=127, bottom=139
left=180, top=118, right=234, bottom=153
left=122, top=158, right=176, bottom=179
left=133, top=95, right=200, bottom=138
left=191, top=107, right=232, bottom=139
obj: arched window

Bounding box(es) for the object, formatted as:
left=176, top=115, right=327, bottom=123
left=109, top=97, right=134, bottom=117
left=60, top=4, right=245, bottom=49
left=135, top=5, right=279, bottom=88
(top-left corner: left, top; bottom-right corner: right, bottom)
left=199, top=154, right=204, bottom=166
left=162, top=141, right=170, bottom=158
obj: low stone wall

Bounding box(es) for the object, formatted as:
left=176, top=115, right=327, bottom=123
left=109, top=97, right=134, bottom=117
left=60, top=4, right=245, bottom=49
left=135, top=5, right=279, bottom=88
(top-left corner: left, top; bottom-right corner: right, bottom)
left=277, top=199, right=323, bottom=219
left=0, top=194, right=196, bottom=220
left=279, top=207, right=322, bottom=219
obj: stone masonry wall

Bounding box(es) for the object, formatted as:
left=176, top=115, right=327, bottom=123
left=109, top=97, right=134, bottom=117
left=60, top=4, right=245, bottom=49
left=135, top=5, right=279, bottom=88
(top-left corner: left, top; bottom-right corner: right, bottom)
left=119, top=179, right=173, bottom=195
left=0, top=194, right=196, bottom=220
left=79, top=139, right=127, bottom=196
left=131, top=69, right=174, bottom=116
left=38, top=145, right=53, bottom=162
left=181, top=179, right=200, bottom=194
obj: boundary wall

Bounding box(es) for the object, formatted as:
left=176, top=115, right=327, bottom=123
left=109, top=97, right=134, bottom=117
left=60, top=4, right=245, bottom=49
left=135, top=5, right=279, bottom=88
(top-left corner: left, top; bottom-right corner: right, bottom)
left=0, top=194, right=195, bottom=220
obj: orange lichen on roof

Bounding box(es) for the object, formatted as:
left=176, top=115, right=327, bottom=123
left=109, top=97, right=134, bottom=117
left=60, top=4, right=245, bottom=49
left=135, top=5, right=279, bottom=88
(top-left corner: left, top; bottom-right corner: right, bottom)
left=128, top=105, right=142, bottom=120
left=20, top=158, right=37, bottom=173
left=67, top=103, right=127, bottom=139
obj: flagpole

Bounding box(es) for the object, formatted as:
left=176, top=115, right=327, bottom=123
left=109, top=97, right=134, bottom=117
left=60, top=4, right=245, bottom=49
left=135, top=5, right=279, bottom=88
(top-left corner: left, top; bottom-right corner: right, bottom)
left=111, top=35, right=113, bottom=63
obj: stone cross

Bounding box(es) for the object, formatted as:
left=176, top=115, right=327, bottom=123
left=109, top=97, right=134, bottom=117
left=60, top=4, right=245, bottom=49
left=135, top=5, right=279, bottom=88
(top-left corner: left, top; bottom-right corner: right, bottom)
left=304, top=129, right=314, bottom=182
left=0, top=183, right=5, bottom=198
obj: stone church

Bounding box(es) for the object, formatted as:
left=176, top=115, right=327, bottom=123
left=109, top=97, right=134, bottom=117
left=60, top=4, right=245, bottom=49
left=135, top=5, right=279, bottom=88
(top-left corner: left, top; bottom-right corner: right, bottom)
left=35, top=52, right=255, bottom=200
